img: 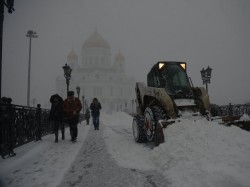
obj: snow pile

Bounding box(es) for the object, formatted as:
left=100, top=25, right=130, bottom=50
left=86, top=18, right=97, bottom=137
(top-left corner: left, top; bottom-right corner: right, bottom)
left=102, top=112, right=250, bottom=187
left=152, top=119, right=250, bottom=187
left=239, top=114, right=250, bottom=121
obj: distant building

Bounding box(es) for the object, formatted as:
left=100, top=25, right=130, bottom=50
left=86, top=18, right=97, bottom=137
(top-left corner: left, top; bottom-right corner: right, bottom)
left=56, top=30, right=135, bottom=112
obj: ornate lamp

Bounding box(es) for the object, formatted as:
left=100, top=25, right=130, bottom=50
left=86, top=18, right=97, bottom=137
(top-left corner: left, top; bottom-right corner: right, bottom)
left=62, top=63, right=72, bottom=95
left=200, top=66, right=212, bottom=91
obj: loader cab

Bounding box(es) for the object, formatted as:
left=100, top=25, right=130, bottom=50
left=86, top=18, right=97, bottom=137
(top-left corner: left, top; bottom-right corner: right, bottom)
left=147, top=61, right=193, bottom=99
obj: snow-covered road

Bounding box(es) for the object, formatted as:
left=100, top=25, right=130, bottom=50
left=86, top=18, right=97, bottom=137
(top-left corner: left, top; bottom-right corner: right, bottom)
left=59, top=122, right=169, bottom=187
left=0, top=112, right=169, bottom=187
left=1, top=111, right=250, bottom=187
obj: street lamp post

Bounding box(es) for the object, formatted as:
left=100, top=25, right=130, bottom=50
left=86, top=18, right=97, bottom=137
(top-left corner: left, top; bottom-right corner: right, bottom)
left=0, top=0, right=15, bottom=98
left=76, top=86, right=80, bottom=99
left=62, top=63, right=72, bottom=96
left=200, top=66, right=212, bottom=91
left=26, top=30, right=38, bottom=106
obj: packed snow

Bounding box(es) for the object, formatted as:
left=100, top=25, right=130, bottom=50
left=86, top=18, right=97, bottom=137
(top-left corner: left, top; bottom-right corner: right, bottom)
left=0, top=112, right=250, bottom=187
left=0, top=123, right=91, bottom=187
left=239, top=114, right=250, bottom=121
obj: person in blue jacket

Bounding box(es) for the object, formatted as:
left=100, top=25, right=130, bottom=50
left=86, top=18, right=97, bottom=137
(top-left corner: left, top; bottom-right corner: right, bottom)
left=90, top=98, right=102, bottom=130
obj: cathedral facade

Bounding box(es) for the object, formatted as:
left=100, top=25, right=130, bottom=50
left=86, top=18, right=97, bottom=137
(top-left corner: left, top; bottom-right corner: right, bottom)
left=56, top=30, right=135, bottom=112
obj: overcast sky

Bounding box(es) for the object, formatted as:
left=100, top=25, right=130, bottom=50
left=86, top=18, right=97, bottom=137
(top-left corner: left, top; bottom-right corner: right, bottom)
left=2, top=0, right=250, bottom=107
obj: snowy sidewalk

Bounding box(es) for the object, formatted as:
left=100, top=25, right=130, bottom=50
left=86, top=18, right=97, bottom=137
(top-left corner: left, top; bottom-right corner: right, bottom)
left=0, top=122, right=90, bottom=187
left=1, top=112, right=250, bottom=187
left=59, top=121, right=169, bottom=187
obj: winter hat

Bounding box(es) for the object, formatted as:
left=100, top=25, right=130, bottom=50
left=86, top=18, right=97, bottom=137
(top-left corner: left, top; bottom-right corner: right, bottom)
left=68, top=91, right=74, bottom=96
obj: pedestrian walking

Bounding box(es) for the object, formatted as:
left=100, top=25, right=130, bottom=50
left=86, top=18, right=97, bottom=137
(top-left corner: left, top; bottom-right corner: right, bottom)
left=49, top=94, right=65, bottom=143
left=63, top=91, right=82, bottom=142
left=90, top=98, right=102, bottom=130
left=35, top=104, right=42, bottom=141
left=85, top=108, right=90, bottom=125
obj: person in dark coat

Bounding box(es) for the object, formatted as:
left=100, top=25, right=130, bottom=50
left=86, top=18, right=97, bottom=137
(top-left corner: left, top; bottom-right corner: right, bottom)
left=90, top=98, right=102, bottom=130
left=63, top=91, right=82, bottom=142
left=35, top=104, right=42, bottom=141
left=85, top=108, right=90, bottom=125
left=49, top=94, right=64, bottom=143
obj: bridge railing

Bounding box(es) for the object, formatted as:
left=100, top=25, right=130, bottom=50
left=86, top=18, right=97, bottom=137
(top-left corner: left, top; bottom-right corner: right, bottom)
left=210, top=103, right=250, bottom=131
left=0, top=103, right=52, bottom=158
left=215, top=104, right=250, bottom=117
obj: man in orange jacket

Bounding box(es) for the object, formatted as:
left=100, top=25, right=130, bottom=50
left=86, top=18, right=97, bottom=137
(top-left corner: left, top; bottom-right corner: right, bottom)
left=63, top=91, right=82, bottom=142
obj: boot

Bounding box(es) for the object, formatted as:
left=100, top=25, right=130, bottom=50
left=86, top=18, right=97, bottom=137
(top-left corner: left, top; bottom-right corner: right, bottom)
left=9, top=152, right=16, bottom=157
left=55, top=131, right=58, bottom=143
left=61, top=125, right=65, bottom=140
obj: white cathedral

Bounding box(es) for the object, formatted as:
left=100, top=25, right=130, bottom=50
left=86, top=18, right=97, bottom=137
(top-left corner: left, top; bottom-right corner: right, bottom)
left=56, top=30, right=135, bottom=112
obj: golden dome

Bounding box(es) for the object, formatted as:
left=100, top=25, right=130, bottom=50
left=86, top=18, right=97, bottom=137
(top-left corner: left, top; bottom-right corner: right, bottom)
left=83, top=30, right=110, bottom=49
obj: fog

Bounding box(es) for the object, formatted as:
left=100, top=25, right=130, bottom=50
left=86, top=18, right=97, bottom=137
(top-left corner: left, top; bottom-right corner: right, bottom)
left=2, top=0, right=250, bottom=107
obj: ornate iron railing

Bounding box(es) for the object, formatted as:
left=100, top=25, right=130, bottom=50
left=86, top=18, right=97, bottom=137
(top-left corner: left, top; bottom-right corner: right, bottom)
left=213, top=104, right=250, bottom=117
left=211, top=103, right=250, bottom=131
left=0, top=104, right=52, bottom=158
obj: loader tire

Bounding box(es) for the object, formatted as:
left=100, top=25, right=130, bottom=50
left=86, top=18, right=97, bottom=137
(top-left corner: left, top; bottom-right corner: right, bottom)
left=132, top=116, right=147, bottom=143
left=144, top=106, right=166, bottom=142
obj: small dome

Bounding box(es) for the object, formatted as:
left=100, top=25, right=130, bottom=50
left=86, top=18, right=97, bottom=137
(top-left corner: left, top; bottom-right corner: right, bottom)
left=67, top=49, right=78, bottom=60
left=115, top=50, right=125, bottom=61
left=83, top=30, right=110, bottom=49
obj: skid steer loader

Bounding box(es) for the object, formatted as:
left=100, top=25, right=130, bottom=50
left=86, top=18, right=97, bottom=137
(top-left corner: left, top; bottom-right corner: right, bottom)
left=132, top=61, right=210, bottom=146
